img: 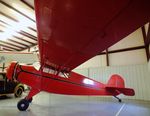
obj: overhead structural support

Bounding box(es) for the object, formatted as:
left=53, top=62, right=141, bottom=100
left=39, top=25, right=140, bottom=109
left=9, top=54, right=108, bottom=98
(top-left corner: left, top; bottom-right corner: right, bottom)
left=141, top=24, right=150, bottom=62
left=147, top=24, right=150, bottom=61
left=13, top=35, right=35, bottom=45
left=0, top=40, right=24, bottom=49
left=20, top=0, right=35, bottom=10
left=8, top=39, right=29, bottom=48
left=0, top=11, right=18, bottom=22
left=106, top=49, right=109, bottom=66
left=0, top=43, right=19, bottom=51
left=99, top=46, right=145, bottom=55
left=0, top=1, right=35, bottom=23
left=19, top=31, right=37, bottom=41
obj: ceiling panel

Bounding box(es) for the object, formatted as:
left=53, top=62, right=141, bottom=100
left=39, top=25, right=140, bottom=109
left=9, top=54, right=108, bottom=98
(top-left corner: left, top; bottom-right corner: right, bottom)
left=1, top=0, right=35, bottom=20
left=0, top=0, right=37, bottom=51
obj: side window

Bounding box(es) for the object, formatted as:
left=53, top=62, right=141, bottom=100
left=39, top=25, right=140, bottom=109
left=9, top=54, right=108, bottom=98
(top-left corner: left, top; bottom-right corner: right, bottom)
left=42, top=67, right=70, bottom=78
left=43, top=67, right=57, bottom=75
left=58, top=72, right=69, bottom=78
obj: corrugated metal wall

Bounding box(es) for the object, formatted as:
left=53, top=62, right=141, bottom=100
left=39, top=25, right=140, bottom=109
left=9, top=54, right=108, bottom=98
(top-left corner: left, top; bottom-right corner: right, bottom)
left=74, top=64, right=150, bottom=101
left=148, top=61, right=150, bottom=71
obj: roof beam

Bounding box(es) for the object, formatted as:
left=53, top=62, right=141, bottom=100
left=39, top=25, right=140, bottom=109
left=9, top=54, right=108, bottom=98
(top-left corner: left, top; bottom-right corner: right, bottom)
left=99, top=46, right=145, bottom=55
left=19, top=31, right=37, bottom=41
left=146, top=23, right=150, bottom=60
left=0, top=20, right=10, bottom=26
left=0, top=43, right=20, bottom=51
left=106, top=49, right=109, bottom=66
left=8, top=39, right=29, bottom=48
left=28, top=27, right=37, bottom=32
left=20, top=0, right=34, bottom=10
left=0, top=47, right=13, bottom=51
left=141, top=25, right=150, bottom=61
left=0, top=0, right=35, bottom=23
left=146, top=23, right=150, bottom=47
left=13, top=35, right=36, bottom=45
left=0, top=11, right=18, bottom=22
left=21, top=44, right=38, bottom=52
left=0, top=40, right=24, bottom=49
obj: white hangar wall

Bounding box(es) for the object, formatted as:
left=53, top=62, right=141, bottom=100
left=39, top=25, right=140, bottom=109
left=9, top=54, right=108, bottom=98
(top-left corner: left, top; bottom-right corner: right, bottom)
left=148, top=60, right=150, bottom=71
left=109, top=49, right=147, bottom=66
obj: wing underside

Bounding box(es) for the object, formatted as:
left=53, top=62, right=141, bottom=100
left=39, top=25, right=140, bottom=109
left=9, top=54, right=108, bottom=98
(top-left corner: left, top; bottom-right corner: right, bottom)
left=34, top=0, right=150, bottom=71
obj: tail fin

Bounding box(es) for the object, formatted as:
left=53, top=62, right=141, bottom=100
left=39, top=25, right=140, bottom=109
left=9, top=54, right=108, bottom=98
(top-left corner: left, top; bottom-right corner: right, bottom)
left=106, top=74, right=135, bottom=96
left=107, top=74, right=125, bottom=88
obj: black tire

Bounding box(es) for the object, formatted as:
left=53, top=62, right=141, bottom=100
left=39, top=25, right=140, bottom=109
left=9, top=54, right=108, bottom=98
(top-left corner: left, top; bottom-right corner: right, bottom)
left=15, top=87, right=23, bottom=98
left=119, top=99, right=122, bottom=103
left=17, top=99, right=29, bottom=111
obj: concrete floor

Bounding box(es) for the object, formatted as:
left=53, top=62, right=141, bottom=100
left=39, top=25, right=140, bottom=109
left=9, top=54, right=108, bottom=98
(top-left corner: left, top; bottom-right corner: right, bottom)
left=0, top=93, right=150, bottom=116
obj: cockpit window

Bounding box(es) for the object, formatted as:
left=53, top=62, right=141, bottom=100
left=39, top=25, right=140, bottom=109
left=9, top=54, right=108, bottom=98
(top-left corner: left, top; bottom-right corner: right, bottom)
left=58, top=72, right=69, bottom=78
left=33, top=62, right=70, bottom=78
left=43, top=67, right=57, bottom=75
left=42, top=67, right=69, bottom=78
left=33, top=62, right=41, bottom=70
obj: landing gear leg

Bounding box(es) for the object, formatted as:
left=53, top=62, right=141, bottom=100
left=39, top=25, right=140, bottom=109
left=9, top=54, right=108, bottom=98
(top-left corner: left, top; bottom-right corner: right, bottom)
left=114, top=96, right=122, bottom=103
left=17, top=88, right=40, bottom=111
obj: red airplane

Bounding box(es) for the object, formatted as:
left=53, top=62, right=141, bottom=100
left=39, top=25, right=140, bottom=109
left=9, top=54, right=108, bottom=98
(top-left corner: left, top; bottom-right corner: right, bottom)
left=6, top=0, right=150, bottom=111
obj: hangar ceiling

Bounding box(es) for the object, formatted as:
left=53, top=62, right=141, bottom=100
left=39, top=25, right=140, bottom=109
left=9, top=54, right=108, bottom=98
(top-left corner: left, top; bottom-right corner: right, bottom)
left=0, top=0, right=149, bottom=63
left=0, top=0, right=36, bottom=51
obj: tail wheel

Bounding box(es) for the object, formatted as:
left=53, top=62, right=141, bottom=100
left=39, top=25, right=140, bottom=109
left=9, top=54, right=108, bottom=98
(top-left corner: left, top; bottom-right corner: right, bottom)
left=114, top=96, right=122, bottom=103
left=119, top=99, right=122, bottom=103
left=17, top=99, right=29, bottom=111
left=15, top=87, right=23, bottom=98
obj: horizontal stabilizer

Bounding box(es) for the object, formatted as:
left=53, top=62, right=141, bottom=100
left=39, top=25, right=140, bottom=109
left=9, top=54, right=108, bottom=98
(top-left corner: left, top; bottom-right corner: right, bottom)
left=106, top=74, right=135, bottom=96
left=106, top=87, right=135, bottom=96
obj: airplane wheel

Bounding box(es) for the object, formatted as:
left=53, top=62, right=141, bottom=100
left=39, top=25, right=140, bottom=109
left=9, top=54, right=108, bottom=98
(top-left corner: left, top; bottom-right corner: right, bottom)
left=15, top=87, right=23, bottom=98
left=119, top=99, right=122, bottom=103
left=17, top=99, right=29, bottom=111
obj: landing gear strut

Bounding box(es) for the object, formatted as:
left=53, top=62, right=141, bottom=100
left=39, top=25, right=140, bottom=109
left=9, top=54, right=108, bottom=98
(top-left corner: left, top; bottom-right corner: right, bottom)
left=17, top=88, right=40, bottom=111
left=114, top=96, right=122, bottom=102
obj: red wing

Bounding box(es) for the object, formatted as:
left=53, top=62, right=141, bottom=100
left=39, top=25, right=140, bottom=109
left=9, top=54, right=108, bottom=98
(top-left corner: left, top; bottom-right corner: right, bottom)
left=34, top=0, right=150, bottom=71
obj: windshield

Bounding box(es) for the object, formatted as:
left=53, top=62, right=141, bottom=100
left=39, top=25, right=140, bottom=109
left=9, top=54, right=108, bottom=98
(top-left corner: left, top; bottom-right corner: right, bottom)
left=33, top=62, right=41, bottom=70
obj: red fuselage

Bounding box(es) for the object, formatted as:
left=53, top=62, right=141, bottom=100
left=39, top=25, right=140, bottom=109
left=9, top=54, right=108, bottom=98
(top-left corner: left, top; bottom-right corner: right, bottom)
left=6, top=62, right=113, bottom=96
